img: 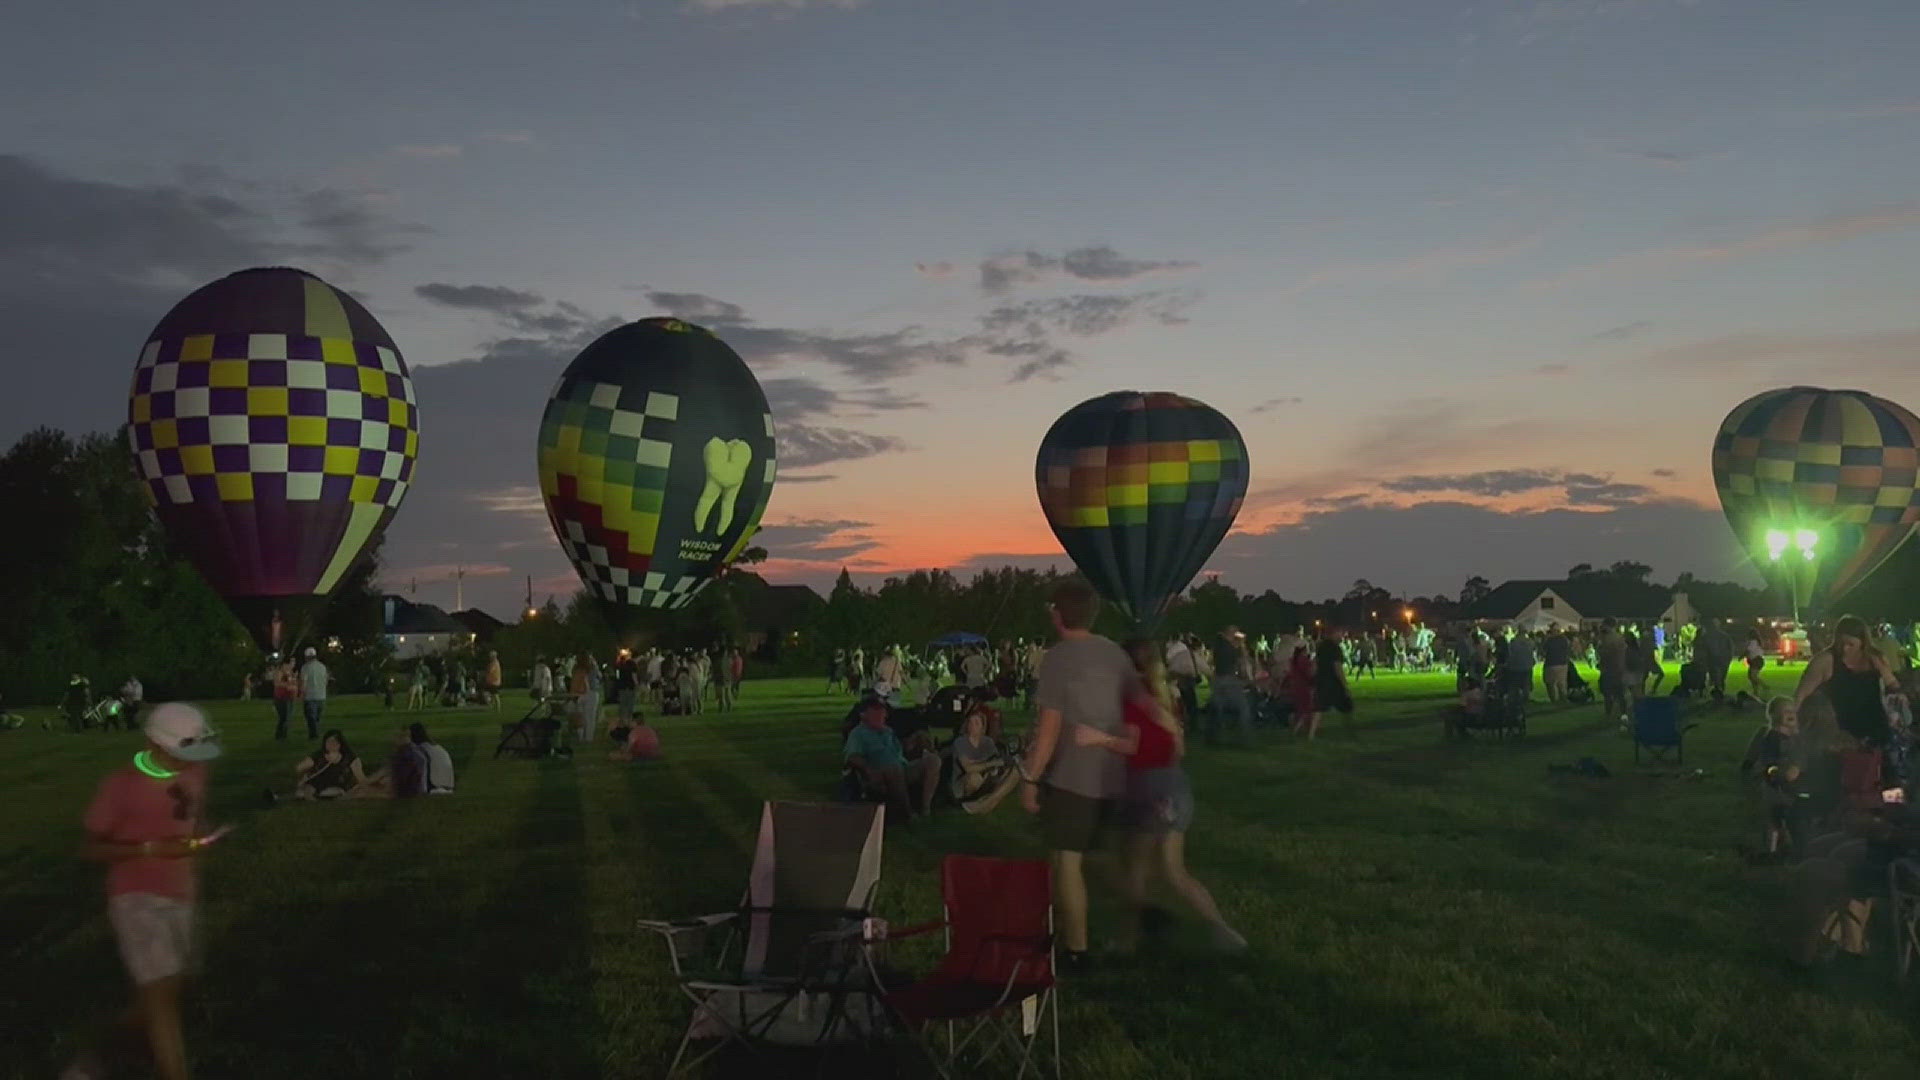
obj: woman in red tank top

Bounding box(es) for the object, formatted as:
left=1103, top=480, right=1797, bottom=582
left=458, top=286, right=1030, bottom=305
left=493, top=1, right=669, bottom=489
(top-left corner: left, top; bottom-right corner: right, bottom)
left=1073, top=639, right=1246, bottom=952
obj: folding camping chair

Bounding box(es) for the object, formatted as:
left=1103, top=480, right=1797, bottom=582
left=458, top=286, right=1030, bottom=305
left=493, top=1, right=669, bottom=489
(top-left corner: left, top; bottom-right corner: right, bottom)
left=1891, top=857, right=1920, bottom=982
left=1632, top=696, right=1692, bottom=763
left=873, top=855, right=1059, bottom=1079
left=639, top=801, right=887, bottom=1076
left=494, top=694, right=572, bottom=758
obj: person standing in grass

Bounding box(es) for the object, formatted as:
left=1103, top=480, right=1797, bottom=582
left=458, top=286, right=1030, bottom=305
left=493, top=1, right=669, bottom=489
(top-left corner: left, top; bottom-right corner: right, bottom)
left=1021, top=577, right=1137, bottom=970
left=1073, top=639, right=1247, bottom=952
left=1541, top=626, right=1572, bottom=704
left=1314, top=629, right=1355, bottom=734
left=68, top=703, right=223, bottom=1080
left=297, top=647, right=327, bottom=740
left=1596, top=619, right=1628, bottom=725
left=483, top=651, right=503, bottom=711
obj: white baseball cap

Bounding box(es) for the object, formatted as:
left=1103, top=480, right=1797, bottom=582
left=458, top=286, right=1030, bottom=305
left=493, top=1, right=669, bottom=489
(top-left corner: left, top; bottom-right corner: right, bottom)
left=144, top=702, right=223, bottom=761
left=304, top=647, right=317, bottom=658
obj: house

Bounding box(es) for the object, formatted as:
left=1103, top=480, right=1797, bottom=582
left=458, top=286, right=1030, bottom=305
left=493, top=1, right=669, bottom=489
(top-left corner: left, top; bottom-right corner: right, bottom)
left=450, top=608, right=507, bottom=644
left=743, top=583, right=826, bottom=660
left=1460, top=579, right=1696, bottom=632
left=382, top=595, right=476, bottom=659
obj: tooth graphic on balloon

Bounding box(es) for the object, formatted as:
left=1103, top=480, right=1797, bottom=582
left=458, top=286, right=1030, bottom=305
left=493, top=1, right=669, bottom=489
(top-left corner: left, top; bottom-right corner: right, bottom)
left=695, top=437, right=754, bottom=534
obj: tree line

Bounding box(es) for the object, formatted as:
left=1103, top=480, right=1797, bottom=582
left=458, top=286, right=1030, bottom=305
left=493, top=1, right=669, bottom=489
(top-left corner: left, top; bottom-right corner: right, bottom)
left=14, top=422, right=1919, bottom=704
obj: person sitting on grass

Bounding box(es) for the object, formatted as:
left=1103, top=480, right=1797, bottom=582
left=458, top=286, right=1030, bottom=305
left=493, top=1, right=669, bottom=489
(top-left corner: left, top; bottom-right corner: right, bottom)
left=410, top=723, right=456, bottom=793
left=844, top=697, right=938, bottom=821
left=1447, top=675, right=1486, bottom=740
left=1741, top=697, right=1804, bottom=856
left=288, top=730, right=369, bottom=800
left=949, top=705, right=1018, bottom=814
left=608, top=714, right=662, bottom=762
left=374, top=727, right=429, bottom=798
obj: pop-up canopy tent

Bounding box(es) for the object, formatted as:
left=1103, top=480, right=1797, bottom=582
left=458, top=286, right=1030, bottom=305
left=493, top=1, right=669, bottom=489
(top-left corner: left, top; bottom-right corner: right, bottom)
left=929, top=632, right=988, bottom=648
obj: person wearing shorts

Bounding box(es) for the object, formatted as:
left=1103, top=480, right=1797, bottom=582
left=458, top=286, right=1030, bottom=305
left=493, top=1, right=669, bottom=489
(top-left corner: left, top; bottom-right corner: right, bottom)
left=1021, top=577, right=1137, bottom=969
left=71, top=702, right=223, bottom=1080
left=1071, top=638, right=1246, bottom=951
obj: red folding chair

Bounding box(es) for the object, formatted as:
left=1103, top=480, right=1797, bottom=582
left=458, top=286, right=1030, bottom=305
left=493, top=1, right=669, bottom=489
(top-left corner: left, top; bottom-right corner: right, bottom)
left=875, top=855, right=1059, bottom=1079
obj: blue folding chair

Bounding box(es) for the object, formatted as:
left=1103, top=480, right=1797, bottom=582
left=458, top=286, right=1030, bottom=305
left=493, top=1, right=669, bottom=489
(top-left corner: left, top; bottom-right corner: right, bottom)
left=1632, top=696, right=1690, bottom=763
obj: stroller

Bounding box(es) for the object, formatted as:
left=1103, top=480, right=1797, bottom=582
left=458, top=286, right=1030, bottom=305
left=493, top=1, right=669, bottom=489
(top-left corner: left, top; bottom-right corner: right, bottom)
left=1564, top=667, right=1595, bottom=704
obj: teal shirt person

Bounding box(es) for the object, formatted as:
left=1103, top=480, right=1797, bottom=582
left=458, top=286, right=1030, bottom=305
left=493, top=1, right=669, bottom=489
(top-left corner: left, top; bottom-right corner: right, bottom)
left=843, top=723, right=906, bottom=770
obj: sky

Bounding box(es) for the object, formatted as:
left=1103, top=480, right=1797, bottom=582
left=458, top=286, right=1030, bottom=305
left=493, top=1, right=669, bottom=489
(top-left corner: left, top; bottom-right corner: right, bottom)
left=5, top=0, right=1920, bottom=618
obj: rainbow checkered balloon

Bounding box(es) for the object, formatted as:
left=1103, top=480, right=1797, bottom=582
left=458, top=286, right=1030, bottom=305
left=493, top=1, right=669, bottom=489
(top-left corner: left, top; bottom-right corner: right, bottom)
left=1036, top=391, right=1248, bottom=628
left=538, top=318, right=776, bottom=612
left=1712, top=385, right=1920, bottom=611
left=128, top=267, right=418, bottom=649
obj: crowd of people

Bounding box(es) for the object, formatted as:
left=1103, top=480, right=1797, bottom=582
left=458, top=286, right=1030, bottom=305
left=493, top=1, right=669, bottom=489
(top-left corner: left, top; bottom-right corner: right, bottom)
left=59, top=600, right=1920, bottom=1079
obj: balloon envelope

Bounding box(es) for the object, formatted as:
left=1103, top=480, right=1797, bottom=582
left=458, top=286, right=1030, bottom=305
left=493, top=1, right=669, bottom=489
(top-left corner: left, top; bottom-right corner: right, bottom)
left=128, top=267, right=419, bottom=650
left=537, top=318, right=776, bottom=611
left=1711, top=386, right=1920, bottom=611
left=1035, top=391, right=1248, bottom=629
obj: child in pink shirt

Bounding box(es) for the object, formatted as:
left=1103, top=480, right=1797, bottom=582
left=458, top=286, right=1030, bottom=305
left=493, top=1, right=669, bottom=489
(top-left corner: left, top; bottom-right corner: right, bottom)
left=71, top=703, right=224, bottom=1080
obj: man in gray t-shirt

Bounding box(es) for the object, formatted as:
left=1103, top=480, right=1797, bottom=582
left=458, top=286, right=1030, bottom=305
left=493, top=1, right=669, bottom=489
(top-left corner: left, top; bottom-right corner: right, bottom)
left=298, top=648, right=328, bottom=740
left=1021, top=578, right=1136, bottom=965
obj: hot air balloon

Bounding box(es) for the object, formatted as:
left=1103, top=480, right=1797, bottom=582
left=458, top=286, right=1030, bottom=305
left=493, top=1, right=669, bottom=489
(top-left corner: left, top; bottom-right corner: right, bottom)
left=1712, top=386, right=1920, bottom=618
left=128, top=267, right=419, bottom=652
left=537, top=317, right=776, bottom=613
left=1035, top=391, right=1249, bottom=630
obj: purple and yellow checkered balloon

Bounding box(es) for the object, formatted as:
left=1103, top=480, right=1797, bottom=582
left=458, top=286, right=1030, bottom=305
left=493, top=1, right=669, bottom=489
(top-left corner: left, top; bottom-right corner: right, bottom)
left=128, top=267, right=418, bottom=649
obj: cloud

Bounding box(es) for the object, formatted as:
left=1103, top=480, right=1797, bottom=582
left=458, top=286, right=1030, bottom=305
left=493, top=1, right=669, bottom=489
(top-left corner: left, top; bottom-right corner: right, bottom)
left=0, top=154, right=427, bottom=444
left=684, top=0, right=862, bottom=10
left=290, top=188, right=432, bottom=268
left=1382, top=470, right=1572, bottom=497
left=977, top=245, right=1198, bottom=294
left=1651, top=468, right=1678, bottom=479
left=1251, top=397, right=1303, bottom=414
left=1379, top=469, right=1657, bottom=507
left=760, top=377, right=924, bottom=420
left=1537, top=205, right=1920, bottom=289
left=981, top=338, right=1074, bottom=383
left=777, top=424, right=904, bottom=470
left=915, top=261, right=956, bottom=278
left=1212, top=498, right=1759, bottom=603
left=1240, top=400, right=1593, bottom=519
left=980, top=292, right=1194, bottom=337
left=1594, top=320, right=1653, bottom=340
left=1641, top=327, right=1920, bottom=380
left=752, top=518, right=880, bottom=563
left=1296, top=233, right=1541, bottom=291
left=414, top=283, right=544, bottom=312
left=395, top=144, right=463, bottom=159
left=1534, top=362, right=1572, bottom=376
left=479, top=129, right=536, bottom=144
left=639, top=289, right=969, bottom=382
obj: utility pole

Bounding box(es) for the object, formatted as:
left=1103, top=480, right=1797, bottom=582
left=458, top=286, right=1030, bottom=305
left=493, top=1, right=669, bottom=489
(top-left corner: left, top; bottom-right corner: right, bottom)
left=455, top=565, right=466, bottom=613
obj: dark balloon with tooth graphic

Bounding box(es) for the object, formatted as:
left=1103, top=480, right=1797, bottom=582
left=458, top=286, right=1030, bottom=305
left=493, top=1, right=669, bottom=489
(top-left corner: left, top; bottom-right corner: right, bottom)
left=537, top=318, right=777, bottom=610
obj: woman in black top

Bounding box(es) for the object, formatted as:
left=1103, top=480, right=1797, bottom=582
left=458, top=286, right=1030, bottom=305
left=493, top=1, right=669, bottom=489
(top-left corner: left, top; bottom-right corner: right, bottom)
left=1795, top=615, right=1899, bottom=747
left=293, top=729, right=368, bottom=799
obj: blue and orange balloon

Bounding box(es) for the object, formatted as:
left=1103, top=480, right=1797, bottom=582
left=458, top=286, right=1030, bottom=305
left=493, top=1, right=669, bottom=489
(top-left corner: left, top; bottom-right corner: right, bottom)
left=1036, top=391, right=1249, bottom=629
left=1712, top=386, right=1920, bottom=612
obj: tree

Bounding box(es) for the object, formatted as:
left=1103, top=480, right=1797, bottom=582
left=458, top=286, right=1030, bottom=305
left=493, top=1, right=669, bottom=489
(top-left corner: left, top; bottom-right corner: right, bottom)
left=1346, top=579, right=1374, bottom=601
left=1607, top=560, right=1653, bottom=584
left=1566, top=563, right=1594, bottom=579
left=1459, top=576, right=1492, bottom=606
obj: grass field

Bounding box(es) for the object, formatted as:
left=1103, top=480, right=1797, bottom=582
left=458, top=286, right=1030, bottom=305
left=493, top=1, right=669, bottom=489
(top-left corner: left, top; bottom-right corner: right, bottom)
left=6, top=669, right=1918, bottom=1079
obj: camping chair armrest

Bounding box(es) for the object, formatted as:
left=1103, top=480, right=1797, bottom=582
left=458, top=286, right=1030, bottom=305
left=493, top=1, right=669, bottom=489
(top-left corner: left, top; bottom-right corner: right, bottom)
left=882, top=919, right=946, bottom=941
left=636, top=912, right=738, bottom=935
